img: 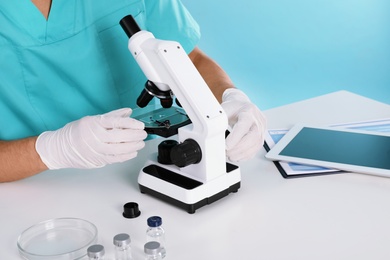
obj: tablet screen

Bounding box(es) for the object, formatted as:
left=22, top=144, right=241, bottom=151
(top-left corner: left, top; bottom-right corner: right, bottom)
left=279, top=127, right=390, bottom=170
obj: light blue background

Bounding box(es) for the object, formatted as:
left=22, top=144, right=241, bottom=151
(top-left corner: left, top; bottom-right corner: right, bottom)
left=182, top=0, right=390, bottom=110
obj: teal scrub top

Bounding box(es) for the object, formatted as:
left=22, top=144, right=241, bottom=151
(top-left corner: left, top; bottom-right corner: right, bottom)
left=0, top=0, right=200, bottom=140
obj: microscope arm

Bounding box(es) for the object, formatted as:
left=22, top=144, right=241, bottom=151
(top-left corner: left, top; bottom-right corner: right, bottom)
left=120, top=15, right=228, bottom=181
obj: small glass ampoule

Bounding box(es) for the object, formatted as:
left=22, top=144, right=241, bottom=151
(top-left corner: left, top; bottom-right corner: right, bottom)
left=144, top=241, right=163, bottom=260
left=87, top=244, right=105, bottom=260
left=146, top=216, right=166, bottom=258
left=113, top=233, right=132, bottom=260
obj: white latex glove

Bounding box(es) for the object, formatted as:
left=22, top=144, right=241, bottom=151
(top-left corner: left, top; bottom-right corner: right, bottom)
left=36, top=108, right=147, bottom=169
left=221, top=88, right=267, bottom=161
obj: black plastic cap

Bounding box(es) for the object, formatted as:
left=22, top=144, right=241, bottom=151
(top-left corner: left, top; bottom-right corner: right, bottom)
left=123, top=202, right=141, bottom=218
left=120, top=15, right=141, bottom=38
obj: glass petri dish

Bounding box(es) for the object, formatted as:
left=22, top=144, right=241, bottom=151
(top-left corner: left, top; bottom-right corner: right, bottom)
left=17, top=218, right=98, bottom=260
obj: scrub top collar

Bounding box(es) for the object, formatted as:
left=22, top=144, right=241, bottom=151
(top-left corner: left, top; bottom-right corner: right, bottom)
left=1, top=0, right=77, bottom=44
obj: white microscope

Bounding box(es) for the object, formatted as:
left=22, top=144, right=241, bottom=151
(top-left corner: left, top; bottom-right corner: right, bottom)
left=120, top=15, right=241, bottom=214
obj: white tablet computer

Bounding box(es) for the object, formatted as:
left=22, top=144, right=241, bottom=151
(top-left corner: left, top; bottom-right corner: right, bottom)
left=265, top=124, right=390, bottom=177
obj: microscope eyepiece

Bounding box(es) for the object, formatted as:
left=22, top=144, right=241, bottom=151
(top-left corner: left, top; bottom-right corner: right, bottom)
left=120, top=15, right=141, bottom=39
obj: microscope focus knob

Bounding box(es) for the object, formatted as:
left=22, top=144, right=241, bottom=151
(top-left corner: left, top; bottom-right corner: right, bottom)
left=170, top=139, right=202, bottom=168
left=157, top=140, right=179, bottom=165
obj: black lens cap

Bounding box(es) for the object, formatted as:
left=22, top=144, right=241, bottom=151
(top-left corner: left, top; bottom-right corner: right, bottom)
left=123, top=202, right=141, bottom=218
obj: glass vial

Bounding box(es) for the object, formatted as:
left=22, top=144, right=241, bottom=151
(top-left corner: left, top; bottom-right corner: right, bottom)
left=144, top=241, right=163, bottom=260
left=113, top=233, right=132, bottom=260
left=87, top=244, right=105, bottom=260
left=146, top=216, right=166, bottom=258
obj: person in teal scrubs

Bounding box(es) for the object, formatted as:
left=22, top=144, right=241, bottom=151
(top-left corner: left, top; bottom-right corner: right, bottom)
left=0, top=0, right=267, bottom=182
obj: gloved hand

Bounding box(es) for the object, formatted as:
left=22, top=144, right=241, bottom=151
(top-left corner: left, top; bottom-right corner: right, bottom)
left=36, top=108, right=147, bottom=169
left=221, top=88, right=267, bottom=161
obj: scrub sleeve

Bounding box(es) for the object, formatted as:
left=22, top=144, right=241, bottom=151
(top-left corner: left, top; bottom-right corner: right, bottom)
left=0, top=0, right=200, bottom=140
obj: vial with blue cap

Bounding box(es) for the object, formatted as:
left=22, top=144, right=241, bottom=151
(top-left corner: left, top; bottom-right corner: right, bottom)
left=146, top=216, right=166, bottom=258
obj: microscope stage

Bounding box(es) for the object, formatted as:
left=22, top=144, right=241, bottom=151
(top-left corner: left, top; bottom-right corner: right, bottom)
left=132, top=106, right=191, bottom=137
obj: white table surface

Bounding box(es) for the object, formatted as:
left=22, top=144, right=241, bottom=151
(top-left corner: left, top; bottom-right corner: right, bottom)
left=1, top=90, right=390, bottom=260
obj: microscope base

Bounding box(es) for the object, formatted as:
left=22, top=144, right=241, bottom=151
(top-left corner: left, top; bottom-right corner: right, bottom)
left=138, top=162, right=241, bottom=214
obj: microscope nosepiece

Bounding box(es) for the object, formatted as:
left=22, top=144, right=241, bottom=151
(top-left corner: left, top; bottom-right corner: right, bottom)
left=137, top=80, right=173, bottom=108
left=137, top=89, right=154, bottom=108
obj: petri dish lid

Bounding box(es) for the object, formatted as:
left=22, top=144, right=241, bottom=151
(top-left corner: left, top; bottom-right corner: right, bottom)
left=17, top=217, right=98, bottom=260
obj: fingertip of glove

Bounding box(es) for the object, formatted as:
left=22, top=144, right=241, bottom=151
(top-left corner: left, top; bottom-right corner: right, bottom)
left=106, top=108, right=133, bottom=118
left=119, top=107, right=133, bottom=117
left=131, top=119, right=146, bottom=130
left=227, top=153, right=253, bottom=162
